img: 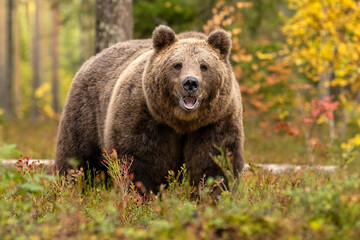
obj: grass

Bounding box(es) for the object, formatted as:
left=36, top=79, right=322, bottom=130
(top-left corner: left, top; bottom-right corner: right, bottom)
left=0, top=150, right=360, bottom=239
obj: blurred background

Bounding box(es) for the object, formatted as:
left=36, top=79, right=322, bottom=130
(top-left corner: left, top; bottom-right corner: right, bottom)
left=0, top=0, right=359, bottom=167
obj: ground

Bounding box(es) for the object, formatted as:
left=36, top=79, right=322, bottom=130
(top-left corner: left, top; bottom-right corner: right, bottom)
left=0, top=156, right=359, bottom=239
left=0, top=119, right=359, bottom=239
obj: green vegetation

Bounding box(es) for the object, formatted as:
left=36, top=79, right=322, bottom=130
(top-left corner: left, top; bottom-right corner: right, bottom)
left=1, top=152, right=360, bottom=239
left=0, top=144, right=21, bottom=159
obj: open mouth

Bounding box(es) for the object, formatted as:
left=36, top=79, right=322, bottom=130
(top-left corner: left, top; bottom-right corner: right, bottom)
left=180, top=96, right=199, bottom=110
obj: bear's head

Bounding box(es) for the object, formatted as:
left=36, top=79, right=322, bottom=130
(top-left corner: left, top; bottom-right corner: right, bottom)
left=143, top=25, right=238, bottom=134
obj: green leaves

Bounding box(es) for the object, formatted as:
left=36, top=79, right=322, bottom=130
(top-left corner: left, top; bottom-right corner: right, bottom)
left=18, top=182, right=44, bottom=194
left=0, top=144, right=21, bottom=159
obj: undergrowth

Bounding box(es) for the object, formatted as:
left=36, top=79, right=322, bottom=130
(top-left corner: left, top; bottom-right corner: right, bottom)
left=0, top=150, right=359, bottom=240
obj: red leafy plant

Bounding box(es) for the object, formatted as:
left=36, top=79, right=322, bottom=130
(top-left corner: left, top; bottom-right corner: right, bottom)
left=14, top=155, right=44, bottom=175
left=302, top=96, right=339, bottom=163
left=102, top=149, right=145, bottom=209
left=70, top=168, right=85, bottom=182
left=102, top=149, right=134, bottom=191
left=303, top=96, right=339, bottom=123
left=274, top=120, right=300, bottom=136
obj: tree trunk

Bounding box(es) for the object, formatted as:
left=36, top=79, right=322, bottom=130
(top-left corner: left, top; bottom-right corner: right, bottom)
left=1, top=0, right=14, bottom=119
left=0, top=0, right=6, bottom=117
left=32, top=0, right=41, bottom=119
left=51, top=0, right=59, bottom=113
left=319, top=5, right=335, bottom=140
left=14, top=0, right=22, bottom=117
left=319, top=70, right=335, bottom=140
left=79, top=0, right=95, bottom=61
left=95, top=0, right=133, bottom=54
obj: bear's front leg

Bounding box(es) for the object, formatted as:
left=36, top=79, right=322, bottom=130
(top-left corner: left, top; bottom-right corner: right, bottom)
left=104, top=109, right=184, bottom=193
left=183, top=116, right=244, bottom=187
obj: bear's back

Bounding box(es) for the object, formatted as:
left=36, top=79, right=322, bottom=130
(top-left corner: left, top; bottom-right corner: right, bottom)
left=62, top=40, right=152, bottom=149
left=82, top=39, right=152, bottom=86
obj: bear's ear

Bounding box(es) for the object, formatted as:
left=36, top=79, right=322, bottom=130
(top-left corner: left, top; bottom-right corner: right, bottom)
left=152, top=25, right=178, bottom=53
left=207, top=29, right=232, bottom=59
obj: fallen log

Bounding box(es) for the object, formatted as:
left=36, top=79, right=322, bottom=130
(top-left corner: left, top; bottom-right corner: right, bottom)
left=1, top=159, right=338, bottom=173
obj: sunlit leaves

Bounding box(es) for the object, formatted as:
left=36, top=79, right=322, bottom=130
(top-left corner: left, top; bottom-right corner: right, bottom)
left=282, top=0, right=360, bottom=88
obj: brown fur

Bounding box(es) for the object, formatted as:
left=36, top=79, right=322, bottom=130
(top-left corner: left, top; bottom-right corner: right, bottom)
left=55, top=25, right=244, bottom=192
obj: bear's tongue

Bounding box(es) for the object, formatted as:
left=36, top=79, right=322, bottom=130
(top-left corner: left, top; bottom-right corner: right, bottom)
left=183, top=96, right=196, bottom=108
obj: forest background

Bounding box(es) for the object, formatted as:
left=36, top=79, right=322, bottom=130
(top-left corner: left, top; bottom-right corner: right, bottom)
left=0, top=0, right=360, bottom=168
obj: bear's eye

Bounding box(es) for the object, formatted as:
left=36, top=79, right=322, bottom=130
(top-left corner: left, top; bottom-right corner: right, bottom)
left=200, top=64, right=208, bottom=72
left=174, top=63, right=182, bottom=70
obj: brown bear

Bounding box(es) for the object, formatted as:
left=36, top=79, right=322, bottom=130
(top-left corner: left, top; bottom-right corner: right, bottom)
left=55, top=25, right=244, bottom=192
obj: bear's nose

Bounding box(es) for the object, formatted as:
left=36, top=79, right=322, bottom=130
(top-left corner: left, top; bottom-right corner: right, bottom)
left=182, top=76, right=199, bottom=93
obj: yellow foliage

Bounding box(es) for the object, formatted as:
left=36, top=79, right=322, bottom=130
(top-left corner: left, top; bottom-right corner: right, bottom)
left=316, top=115, right=328, bottom=125
left=341, top=142, right=351, bottom=150
left=310, top=219, right=324, bottom=230
left=34, top=82, right=58, bottom=119
left=330, top=78, right=348, bottom=87
left=256, top=51, right=276, bottom=60
left=35, top=82, right=51, bottom=99
left=279, top=110, right=289, bottom=120
left=320, top=42, right=332, bottom=61
left=282, top=0, right=360, bottom=89
left=43, top=105, right=56, bottom=118
left=341, top=134, right=360, bottom=150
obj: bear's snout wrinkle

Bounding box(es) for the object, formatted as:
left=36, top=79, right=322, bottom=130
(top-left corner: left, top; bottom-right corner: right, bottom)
left=182, top=76, right=199, bottom=94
